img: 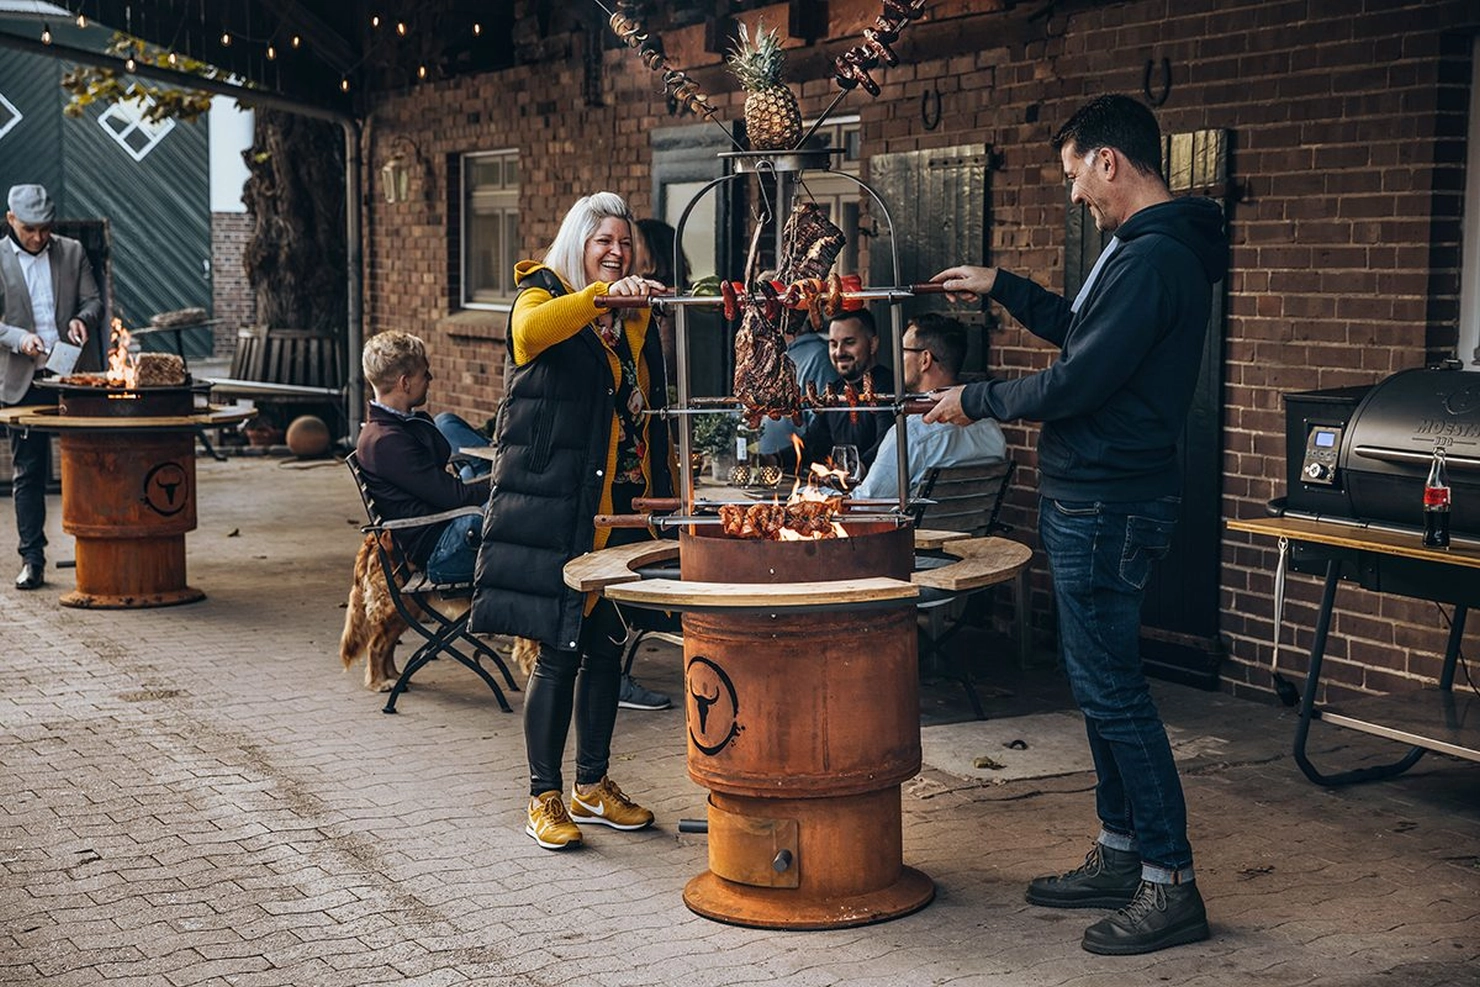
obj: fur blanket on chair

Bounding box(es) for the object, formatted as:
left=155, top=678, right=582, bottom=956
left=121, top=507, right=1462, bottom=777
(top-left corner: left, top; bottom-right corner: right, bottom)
left=339, top=532, right=539, bottom=691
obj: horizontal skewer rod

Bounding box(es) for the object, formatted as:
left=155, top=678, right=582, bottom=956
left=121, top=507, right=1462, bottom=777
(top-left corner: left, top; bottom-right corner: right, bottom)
left=687, top=392, right=933, bottom=407
left=630, top=496, right=913, bottom=511
left=595, top=511, right=909, bottom=529
left=595, top=282, right=947, bottom=309
left=645, top=400, right=936, bottom=418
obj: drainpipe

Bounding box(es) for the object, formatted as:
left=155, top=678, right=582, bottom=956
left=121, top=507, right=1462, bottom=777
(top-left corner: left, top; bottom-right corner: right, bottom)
left=0, top=28, right=365, bottom=438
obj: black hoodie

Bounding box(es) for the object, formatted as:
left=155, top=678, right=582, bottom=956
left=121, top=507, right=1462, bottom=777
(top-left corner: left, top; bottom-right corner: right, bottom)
left=960, top=196, right=1227, bottom=502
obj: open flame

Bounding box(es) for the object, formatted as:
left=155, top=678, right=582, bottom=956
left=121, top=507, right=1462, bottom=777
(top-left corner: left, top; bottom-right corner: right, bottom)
left=718, top=437, right=850, bottom=540
left=106, top=319, right=137, bottom=388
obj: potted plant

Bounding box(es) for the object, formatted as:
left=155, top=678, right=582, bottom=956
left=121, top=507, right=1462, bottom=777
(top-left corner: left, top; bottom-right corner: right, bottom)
left=691, top=411, right=740, bottom=481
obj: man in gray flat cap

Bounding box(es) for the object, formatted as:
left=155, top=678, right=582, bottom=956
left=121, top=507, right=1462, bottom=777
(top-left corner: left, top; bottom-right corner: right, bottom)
left=1, top=183, right=103, bottom=589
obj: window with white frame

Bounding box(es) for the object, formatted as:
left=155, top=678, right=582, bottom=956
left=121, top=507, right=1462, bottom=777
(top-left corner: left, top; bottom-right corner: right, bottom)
left=0, top=90, right=21, bottom=141
left=797, top=115, right=863, bottom=275
left=462, top=150, right=520, bottom=308
left=98, top=96, right=175, bottom=161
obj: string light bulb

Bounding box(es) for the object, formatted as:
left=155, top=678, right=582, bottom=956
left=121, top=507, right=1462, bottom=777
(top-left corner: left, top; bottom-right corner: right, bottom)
left=40, top=23, right=52, bottom=44
left=266, top=44, right=276, bottom=60
left=371, top=15, right=380, bottom=28
left=473, top=23, right=482, bottom=36
left=417, top=64, right=427, bottom=80
left=168, top=51, right=178, bottom=65
left=340, top=78, right=349, bottom=92
left=220, top=32, right=231, bottom=46
left=125, top=56, right=136, bottom=72
left=396, top=22, right=406, bottom=36
left=76, top=13, right=86, bottom=27
left=291, top=35, right=301, bottom=48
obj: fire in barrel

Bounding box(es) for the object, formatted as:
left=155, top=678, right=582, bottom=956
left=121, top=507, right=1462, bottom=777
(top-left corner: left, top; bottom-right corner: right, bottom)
left=47, top=320, right=210, bottom=607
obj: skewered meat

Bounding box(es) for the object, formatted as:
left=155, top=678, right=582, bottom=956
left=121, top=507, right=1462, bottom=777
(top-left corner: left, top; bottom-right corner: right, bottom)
left=732, top=305, right=801, bottom=428
left=717, top=501, right=845, bottom=540
left=832, top=0, right=928, bottom=97
left=734, top=203, right=846, bottom=425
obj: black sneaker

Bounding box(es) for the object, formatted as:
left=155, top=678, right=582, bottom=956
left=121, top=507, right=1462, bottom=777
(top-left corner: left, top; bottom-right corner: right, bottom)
left=1081, top=880, right=1210, bottom=955
left=1026, top=843, right=1141, bottom=908
left=617, top=674, right=671, bottom=711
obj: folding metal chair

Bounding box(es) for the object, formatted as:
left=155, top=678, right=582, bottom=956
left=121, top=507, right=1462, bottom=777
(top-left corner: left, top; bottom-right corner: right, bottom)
left=344, top=452, right=519, bottom=714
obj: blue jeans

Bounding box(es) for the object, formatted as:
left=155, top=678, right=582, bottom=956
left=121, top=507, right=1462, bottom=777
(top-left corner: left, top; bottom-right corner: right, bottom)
left=424, top=513, right=480, bottom=584
left=1038, top=495, right=1194, bottom=884
left=433, top=412, right=492, bottom=481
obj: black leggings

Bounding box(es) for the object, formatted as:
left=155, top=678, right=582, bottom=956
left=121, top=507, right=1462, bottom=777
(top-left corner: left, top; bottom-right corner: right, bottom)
left=524, top=596, right=629, bottom=796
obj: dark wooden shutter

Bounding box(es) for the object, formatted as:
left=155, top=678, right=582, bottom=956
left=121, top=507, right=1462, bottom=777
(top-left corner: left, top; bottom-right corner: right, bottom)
left=866, top=144, right=994, bottom=372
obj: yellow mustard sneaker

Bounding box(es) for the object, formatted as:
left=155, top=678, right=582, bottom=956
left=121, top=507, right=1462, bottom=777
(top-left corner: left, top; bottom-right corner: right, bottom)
left=526, top=791, right=583, bottom=850
left=569, top=776, right=655, bottom=831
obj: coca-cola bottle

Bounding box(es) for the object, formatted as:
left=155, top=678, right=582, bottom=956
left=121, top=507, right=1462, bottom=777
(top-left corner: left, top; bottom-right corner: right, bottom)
left=1423, top=446, right=1451, bottom=548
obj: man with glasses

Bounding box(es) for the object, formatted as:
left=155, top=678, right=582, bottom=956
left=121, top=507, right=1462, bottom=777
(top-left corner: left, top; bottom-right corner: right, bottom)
left=926, top=94, right=1227, bottom=955
left=0, top=184, right=102, bottom=590
left=851, top=313, right=1004, bottom=500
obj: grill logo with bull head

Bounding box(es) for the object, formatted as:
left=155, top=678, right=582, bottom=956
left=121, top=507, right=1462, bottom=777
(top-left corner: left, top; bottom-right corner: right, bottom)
left=685, top=655, right=740, bottom=756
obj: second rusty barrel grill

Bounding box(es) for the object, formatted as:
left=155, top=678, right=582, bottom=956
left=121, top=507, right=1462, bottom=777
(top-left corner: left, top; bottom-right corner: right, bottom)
left=674, top=522, right=933, bottom=929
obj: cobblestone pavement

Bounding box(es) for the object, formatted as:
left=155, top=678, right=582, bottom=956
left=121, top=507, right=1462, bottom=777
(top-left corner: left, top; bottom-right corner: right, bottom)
left=2, top=457, right=1478, bottom=986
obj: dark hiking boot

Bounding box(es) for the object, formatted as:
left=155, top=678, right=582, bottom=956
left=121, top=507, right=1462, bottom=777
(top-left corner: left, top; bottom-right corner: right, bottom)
left=1081, top=880, right=1210, bottom=955
left=1026, top=843, right=1142, bottom=909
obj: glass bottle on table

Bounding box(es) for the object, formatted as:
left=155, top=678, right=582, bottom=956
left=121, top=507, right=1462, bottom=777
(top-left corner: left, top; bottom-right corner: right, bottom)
left=733, top=421, right=757, bottom=486
left=1423, top=446, right=1451, bottom=548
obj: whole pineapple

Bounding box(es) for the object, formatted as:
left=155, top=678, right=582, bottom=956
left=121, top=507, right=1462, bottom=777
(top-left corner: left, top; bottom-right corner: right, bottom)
left=727, top=22, right=803, bottom=151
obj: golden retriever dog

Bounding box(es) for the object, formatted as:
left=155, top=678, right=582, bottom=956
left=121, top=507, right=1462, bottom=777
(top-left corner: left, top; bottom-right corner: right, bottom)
left=339, top=532, right=539, bottom=691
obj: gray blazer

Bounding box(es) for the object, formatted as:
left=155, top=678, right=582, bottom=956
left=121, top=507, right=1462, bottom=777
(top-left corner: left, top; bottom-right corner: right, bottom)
left=0, top=234, right=103, bottom=404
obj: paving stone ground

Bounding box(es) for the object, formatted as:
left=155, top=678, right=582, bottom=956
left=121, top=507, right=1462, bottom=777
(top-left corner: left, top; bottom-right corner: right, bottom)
left=2, top=456, right=1478, bottom=986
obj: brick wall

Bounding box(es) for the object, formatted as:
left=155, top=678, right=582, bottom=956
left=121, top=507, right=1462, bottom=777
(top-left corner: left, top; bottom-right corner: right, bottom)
left=364, top=0, right=1480, bottom=703
left=210, top=212, right=256, bottom=357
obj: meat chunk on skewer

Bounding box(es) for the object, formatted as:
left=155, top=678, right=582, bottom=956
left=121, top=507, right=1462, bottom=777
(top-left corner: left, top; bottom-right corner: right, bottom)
left=733, top=203, right=846, bottom=423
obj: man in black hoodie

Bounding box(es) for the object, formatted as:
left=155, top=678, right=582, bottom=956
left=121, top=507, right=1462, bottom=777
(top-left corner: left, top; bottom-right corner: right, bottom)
left=928, top=94, right=1227, bottom=956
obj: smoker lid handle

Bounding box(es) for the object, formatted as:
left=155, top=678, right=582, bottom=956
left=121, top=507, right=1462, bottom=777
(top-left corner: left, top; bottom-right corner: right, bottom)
left=1351, top=445, right=1480, bottom=471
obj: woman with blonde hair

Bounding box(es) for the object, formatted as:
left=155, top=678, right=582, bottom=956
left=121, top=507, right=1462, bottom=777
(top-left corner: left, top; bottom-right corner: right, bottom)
left=469, top=192, right=676, bottom=850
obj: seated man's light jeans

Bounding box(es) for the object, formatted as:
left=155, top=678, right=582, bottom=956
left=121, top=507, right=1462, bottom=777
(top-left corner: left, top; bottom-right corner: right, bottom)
left=425, top=513, right=480, bottom=584
left=434, top=412, right=493, bottom=481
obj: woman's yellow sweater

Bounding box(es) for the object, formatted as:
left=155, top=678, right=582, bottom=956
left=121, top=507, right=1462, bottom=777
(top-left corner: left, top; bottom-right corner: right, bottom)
left=509, top=260, right=658, bottom=558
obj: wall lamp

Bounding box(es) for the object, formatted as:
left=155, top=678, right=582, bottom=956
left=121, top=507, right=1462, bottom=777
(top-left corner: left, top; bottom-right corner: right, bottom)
left=381, top=135, right=424, bottom=204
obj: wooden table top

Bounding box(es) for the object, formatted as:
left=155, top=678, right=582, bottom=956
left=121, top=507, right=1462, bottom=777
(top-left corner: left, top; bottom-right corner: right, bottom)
left=563, top=529, right=1028, bottom=606
left=0, top=404, right=256, bottom=431
left=1227, top=514, right=1480, bottom=569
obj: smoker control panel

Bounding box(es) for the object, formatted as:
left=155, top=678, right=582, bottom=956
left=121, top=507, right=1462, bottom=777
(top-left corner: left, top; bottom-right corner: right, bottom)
left=1301, top=425, right=1344, bottom=484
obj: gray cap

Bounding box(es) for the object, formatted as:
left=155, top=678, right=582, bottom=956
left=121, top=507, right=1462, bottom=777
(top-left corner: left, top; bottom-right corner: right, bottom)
left=7, top=184, right=54, bottom=225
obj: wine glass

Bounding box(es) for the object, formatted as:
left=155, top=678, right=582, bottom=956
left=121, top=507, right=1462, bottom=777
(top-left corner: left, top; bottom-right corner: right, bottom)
left=830, top=444, right=862, bottom=488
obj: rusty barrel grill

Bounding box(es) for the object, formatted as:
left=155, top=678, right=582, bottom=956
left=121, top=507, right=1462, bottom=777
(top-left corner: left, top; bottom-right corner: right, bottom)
left=591, top=518, right=933, bottom=930
left=5, top=379, right=250, bottom=608
left=677, top=523, right=931, bottom=928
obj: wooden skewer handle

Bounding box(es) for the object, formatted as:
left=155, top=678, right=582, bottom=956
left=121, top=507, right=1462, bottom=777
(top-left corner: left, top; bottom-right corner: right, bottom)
left=594, top=514, right=654, bottom=528
left=631, top=497, right=679, bottom=511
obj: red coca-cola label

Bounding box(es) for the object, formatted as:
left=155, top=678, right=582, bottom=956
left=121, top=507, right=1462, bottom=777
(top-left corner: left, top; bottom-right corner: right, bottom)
left=1424, top=485, right=1451, bottom=508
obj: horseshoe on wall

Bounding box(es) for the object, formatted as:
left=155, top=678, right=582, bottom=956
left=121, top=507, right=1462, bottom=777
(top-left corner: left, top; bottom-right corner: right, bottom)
left=921, top=84, right=942, bottom=130
left=1143, top=57, right=1171, bottom=107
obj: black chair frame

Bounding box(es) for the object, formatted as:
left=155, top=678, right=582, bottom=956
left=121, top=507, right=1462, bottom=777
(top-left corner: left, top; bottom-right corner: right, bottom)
left=345, top=452, right=518, bottom=714
left=912, top=459, right=1022, bottom=718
